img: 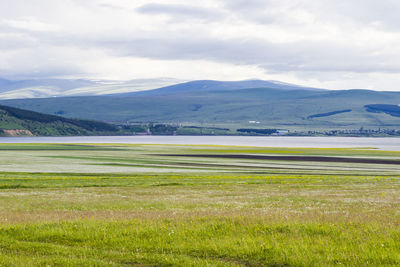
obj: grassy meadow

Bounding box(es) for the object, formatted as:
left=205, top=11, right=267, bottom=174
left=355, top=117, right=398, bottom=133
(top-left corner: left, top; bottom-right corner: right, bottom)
left=0, top=143, right=399, bottom=266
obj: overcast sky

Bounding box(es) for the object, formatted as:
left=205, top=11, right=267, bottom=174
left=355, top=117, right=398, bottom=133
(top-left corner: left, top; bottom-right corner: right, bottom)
left=1, top=0, right=400, bottom=90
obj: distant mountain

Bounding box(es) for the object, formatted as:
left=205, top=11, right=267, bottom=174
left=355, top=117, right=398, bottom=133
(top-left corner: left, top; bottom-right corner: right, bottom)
left=114, top=79, right=322, bottom=96
left=2, top=80, right=400, bottom=130
left=0, top=78, right=13, bottom=88
left=0, top=79, right=96, bottom=96
left=0, top=78, right=317, bottom=99
left=0, top=104, right=118, bottom=136
left=0, top=78, right=182, bottom=99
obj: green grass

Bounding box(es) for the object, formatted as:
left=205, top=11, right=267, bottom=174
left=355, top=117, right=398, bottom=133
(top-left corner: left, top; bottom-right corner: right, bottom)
left=0, top=105, right=119, bottom=136
left=0, top=220, right=398, bottom=266
left=0, top=143, right=399, bottom=266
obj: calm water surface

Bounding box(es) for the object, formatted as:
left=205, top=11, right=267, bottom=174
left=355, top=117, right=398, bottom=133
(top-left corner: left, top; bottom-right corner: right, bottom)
left=0, top=136, right=400, bottom=150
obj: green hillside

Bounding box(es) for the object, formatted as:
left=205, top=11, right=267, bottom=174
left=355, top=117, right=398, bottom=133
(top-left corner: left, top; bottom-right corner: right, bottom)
left=2, top=86, right=400, bottom=130
left=0, top=104, right=118, bottom=136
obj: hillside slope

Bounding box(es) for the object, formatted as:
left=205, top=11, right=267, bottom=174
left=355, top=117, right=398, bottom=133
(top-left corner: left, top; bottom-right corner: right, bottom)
left=2, top=81, right=400, bottom=130
left=0, top=105, right=118, bottom=136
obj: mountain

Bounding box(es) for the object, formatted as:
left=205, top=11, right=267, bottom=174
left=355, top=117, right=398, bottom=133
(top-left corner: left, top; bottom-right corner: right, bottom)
left=0, top=104, right=118, bottom=136
left=1, top=80, right=400, bottom=130
left=0, top=78, right=182, bottom=99
left=0, top=78, right=315, bottom=99
left=114, top=79, right=322, bottom=96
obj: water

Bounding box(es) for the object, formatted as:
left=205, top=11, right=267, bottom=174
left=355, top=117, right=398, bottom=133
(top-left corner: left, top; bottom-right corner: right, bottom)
left=0, top=136, right=400, bottom=150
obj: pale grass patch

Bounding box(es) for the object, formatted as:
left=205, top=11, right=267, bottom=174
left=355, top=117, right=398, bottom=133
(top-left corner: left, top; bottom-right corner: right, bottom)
left=0, top=181, right=398, bottom=226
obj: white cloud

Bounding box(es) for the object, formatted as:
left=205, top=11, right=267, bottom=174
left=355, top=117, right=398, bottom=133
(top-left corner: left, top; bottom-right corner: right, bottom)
left=1, top=0, right=400, bottom=90
left=136, top=3, right=223, bottom=21
left=2, top=17, right=60, bottom=32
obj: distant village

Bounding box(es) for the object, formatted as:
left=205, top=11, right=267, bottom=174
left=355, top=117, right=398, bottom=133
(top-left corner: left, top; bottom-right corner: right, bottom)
left=117, top=122, right=400, bottom=137
left=305, top=128, right=400, bottom=137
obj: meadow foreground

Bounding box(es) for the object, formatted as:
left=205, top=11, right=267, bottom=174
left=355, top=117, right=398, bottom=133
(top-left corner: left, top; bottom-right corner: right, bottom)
left=0, top=144, right=398, bottom=266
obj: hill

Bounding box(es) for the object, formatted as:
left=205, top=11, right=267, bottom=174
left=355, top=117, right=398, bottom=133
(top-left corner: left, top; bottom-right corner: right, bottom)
left=2, top=80, right=400, bottom=130
left=0, top=104, right=118, bottom=136
left=115, top=79, right=322, bottom=96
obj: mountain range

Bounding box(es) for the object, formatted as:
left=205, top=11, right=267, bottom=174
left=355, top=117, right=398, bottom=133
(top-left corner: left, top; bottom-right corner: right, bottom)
left=1, top=79, right=400, bottom=130
left=0, top=78, right=181, bottom=99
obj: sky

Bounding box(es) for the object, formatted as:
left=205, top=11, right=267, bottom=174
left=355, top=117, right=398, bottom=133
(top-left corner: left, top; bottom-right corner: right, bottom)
left=1, top=0, right=400, bottom=90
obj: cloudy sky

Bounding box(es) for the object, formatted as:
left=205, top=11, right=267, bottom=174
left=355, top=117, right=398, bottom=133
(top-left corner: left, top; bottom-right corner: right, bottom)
left=1, top=0, right=400, bottom=90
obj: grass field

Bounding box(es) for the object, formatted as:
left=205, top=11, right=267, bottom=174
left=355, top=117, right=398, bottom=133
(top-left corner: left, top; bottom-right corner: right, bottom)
left=0, top=143, right=399, bottom=266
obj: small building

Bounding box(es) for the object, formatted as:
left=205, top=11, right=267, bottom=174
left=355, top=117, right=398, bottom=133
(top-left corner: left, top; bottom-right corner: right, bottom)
left=277, top=130, right=289, bottom=136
